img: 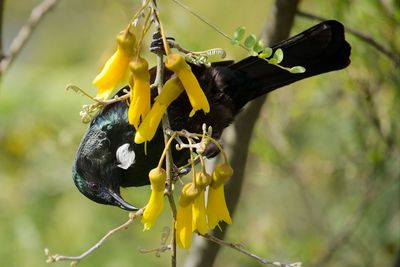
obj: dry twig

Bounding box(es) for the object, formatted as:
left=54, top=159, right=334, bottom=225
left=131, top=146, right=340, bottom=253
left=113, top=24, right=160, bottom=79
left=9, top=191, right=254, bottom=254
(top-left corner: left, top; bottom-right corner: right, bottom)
left=45, top=209, right=144, bottom=266
left=0, top=0, right=59, bottom=76
left=297, top=10, right=400, bottom=66
left=202, top=233, right=302, bottom=267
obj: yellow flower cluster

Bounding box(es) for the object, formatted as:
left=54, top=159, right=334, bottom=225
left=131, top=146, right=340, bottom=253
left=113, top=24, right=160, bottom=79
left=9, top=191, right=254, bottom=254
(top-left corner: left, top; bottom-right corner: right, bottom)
left=176, top=163, right=233, bottom=248
left=92, top=27, right=210, bottom=143
left=139, top=162, right=233, bottom=248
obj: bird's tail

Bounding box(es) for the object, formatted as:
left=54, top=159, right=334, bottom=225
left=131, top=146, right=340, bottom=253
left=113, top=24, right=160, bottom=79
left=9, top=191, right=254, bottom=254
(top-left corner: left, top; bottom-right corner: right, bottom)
left=228, top=20, right=351, bottom=109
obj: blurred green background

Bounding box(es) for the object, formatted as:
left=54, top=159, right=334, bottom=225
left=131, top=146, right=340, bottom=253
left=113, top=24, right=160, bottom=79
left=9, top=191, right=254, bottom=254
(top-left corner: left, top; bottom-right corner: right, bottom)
left=0, top=0, right=399, bottom=266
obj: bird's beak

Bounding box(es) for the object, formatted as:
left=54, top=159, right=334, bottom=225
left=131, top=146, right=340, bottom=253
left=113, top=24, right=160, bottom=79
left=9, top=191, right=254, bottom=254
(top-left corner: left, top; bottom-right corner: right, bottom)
left=108, top=189, right=139, bottom=211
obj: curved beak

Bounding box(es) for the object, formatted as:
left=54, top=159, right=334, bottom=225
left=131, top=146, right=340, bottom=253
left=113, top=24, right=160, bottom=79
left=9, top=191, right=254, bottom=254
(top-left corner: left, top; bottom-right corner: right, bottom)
left=108, top=189, right=139, bottom=211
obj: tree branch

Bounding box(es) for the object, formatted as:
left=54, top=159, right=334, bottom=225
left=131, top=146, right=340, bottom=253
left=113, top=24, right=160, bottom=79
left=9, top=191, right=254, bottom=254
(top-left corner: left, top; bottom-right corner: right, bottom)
left=0, top=0, right=59, bottom=77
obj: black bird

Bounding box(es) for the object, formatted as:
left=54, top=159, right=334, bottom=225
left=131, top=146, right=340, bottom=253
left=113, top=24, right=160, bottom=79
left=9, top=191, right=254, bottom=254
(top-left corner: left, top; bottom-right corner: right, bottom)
left=73, top=20, right=351, bottom=211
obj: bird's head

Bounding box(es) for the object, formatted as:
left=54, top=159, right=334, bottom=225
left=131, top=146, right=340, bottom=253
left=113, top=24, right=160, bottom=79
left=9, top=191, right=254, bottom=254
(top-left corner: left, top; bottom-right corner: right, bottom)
left=72, top=163, right=138, bottom=211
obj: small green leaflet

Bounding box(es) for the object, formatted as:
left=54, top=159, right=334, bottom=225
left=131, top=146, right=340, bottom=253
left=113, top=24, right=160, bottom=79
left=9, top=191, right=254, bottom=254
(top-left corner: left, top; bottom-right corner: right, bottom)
left=231, top=26, right=246, bottom=45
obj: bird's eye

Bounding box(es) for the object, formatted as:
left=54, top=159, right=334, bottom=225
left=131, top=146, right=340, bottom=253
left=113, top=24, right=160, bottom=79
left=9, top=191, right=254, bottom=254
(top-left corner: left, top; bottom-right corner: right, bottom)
left=88, top=183, right=100, bottom=192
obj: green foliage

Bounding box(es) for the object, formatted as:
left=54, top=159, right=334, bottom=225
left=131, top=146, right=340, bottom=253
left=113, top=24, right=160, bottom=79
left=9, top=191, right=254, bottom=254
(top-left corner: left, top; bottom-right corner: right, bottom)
left=231, top=26, right=246, bottom=45
left=232, top=26, right=306, bottom=73
left=243, top=34, right=257, bottom=49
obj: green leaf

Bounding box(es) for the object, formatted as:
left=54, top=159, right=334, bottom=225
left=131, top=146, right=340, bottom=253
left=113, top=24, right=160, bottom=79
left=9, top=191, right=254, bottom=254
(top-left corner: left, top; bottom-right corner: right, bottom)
left=258, top=47, right=273, bottom=59
left=232, top=26, right=246, bottom=44
left=289, top=66, right=306, bottom=73
left=249, top=50, right=258, bottom=57
left=244, top=34, right=257, bottom=49
left=253, top=39, right=265, bottom=53
left=272, top=48, right=283, bottom=64
left=268, top=58, right=278, bottom=65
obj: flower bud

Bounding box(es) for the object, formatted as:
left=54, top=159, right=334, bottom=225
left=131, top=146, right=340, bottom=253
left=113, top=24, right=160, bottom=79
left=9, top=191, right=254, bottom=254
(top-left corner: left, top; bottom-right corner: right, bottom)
left=148, top=167, right=166, bottom=191
left=211, top=163, right=233, bottom=188
left=116, top=29, right=136, bottom=56
left=179, top=183, right=199, bottom=207
left=195, top=171, right=211, bottom=190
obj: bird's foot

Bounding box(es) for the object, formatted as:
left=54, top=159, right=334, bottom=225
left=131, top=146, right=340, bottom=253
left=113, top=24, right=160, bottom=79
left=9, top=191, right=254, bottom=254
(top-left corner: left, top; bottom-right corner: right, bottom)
left=149, top=31, right=175, bottom=55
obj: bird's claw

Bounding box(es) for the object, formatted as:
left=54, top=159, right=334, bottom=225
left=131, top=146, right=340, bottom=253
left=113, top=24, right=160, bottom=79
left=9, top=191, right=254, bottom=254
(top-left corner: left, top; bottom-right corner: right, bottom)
left=176, top=166, right=192, bottom=177
left=150, top=31, right=175, bottom=55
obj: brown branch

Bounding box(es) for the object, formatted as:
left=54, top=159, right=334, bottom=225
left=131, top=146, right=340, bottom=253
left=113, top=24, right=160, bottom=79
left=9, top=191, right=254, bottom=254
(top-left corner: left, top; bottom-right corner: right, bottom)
left=45, top=209, right=144, bottom=266
left=0, top=0, right=59, bottom=77
left=202, top=234, right=302, bottom=267
left=297, top=10, right=400, bottom=67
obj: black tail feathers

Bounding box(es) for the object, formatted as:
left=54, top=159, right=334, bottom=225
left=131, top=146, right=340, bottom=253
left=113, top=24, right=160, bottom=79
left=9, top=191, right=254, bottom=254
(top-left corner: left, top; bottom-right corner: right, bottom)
left=230, top=20, right=351, bottom=109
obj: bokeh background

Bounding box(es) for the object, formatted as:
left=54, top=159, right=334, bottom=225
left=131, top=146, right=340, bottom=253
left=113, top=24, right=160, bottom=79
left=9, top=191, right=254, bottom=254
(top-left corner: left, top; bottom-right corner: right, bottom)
left=0, top=0, right=399, bottom=266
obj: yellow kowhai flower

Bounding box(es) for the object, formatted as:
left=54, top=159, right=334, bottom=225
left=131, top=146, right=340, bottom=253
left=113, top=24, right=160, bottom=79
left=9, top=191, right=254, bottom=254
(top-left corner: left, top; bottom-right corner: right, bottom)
left=192, top=191, right=208, bottom=235
left=165, top=53, right=210, bottom=117
left=93, top=29, right=136, bottom=100
left=176, top=183, right=199, bottom=248
left=207, top=163, right=233, bottom=229
left=141, top=167, right=166, bottom=230
left=128, top=57, right=151, bottom=129
left=135, top=77, right=184, bottom=144
left=192, top=172, right=211, bottom=235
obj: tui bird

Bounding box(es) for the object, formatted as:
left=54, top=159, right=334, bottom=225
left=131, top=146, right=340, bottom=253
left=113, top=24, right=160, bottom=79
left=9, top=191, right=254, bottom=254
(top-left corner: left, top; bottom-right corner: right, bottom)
left=72, top=20, right=351, bottom=211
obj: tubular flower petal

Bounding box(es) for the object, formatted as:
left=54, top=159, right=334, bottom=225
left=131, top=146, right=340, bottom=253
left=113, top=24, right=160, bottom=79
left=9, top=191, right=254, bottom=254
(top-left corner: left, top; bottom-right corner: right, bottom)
left=141, top=168, right=167, bottom=230
left=165, top=53, right=210, bottom=117
left=93, top=29, right=136, bottom=100
left=128, top=57, right=151, bottom=129
left=135, top=77, right=184, bottom=144
left=176, top=202, right=193, bottom=248
left=206, top=164, right=234, bottom=229
left=206, top=185, right=232, bottom=229
left=141, top=187, right=164, bottom=231
left=192, top=191, right=208, bottom=235
left=176, top=183, right=199, bottom=248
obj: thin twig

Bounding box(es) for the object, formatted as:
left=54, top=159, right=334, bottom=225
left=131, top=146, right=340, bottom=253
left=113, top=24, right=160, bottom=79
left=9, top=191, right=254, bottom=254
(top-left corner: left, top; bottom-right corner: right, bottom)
left=45, top=209, right=144, bottom=266
left=169, top=0, right=249, bottom=51
left=151, top=1, right=177, bottom=265
left=297, top=10, right=400, bottom=66
left=202, top=234, right=302, bottom=267
left=139, top=227, right=172, bottom=256
left=0, top=0, right=59, bottom=76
